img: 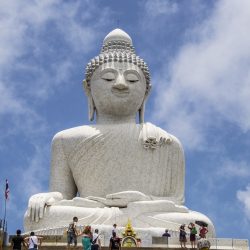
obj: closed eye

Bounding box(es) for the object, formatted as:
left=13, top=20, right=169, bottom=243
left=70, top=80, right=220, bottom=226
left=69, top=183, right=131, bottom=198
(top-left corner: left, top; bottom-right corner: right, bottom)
left=128, top=79, right=138, bottom=83
left=126, top=73, right=139, bottom=83
left=101, top=72, right=116, bottom=82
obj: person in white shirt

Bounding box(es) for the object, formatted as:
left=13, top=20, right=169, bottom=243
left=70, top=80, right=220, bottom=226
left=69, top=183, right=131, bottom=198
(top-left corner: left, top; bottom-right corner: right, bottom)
left=112, top=224, right=117, bottom=235
left=91, top=229, right=101, bottom=250
left=24, top=232, right=43, bottom=250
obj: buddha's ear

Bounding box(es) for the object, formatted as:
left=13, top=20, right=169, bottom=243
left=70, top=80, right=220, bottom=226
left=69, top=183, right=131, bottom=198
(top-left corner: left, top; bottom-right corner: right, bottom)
left=83, top=80, right=95, bottom=121
left=138, top=101, right=145, bottom=124
left=139, top=98, right=147, bottom=124
left=139, top=84, right=151, bottom=124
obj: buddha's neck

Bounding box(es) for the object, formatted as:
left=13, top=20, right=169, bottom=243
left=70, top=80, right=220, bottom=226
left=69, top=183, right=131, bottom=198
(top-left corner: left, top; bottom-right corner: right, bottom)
left=96, top=114, right=137, bottom=125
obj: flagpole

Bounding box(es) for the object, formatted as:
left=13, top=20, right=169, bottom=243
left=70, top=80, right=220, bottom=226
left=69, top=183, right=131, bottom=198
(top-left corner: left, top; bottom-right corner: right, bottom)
left=3, top=179, right=9, bottom=233
left=3, top=198, right=6, bottom=232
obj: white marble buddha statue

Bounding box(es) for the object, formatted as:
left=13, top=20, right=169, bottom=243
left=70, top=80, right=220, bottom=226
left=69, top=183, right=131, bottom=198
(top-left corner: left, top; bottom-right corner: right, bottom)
left=24, top=28, right=215, bottom=237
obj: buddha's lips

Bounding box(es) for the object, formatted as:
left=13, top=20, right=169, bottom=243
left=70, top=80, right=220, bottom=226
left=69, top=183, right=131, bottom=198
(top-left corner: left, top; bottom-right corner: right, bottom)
left=111, top=89, right=130, bottom=96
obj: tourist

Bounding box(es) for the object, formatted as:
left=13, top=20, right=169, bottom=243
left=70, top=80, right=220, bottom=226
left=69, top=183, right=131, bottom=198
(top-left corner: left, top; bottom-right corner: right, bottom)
left=179, top=224, right=187, bottom=248
left=162, top=229, right=171, bottom=246
left=188, top=223, right=197, bottom=249
left=162, top=229, right=171, bottom=237
left=24, top=232, right=43, bottom=250
left=112, top=224, right=117, bottom=235
left=67, top=216, right=78, bottom=248
left=136, top=239, right=141, bottom=247
left=199, top=225, right=208, bottom=238
left=91, top=229, right=101, bottom=250
left=11, top=229, right=25, bottom=250
left=81, top=225, right=92, bottom=250
left=109, top=232, right=121, bottom=250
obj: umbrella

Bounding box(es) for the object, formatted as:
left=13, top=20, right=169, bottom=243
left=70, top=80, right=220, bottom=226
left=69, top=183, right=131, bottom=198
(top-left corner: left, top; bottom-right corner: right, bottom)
left=195, top=220, right=208, bottom=227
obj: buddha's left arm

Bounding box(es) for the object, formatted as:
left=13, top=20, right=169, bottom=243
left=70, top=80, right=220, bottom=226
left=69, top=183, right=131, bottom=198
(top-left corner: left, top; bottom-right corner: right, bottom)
left=168, top=137, right=185, bottom=205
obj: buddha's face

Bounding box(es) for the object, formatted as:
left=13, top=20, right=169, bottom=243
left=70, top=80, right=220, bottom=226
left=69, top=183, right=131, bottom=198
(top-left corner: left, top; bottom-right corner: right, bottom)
left=90, top=62, right=147, bottom=117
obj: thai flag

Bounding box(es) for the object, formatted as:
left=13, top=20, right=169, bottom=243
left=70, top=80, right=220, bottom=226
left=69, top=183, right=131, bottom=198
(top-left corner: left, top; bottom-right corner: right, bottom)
left=5, top=179, right=9, bottom=200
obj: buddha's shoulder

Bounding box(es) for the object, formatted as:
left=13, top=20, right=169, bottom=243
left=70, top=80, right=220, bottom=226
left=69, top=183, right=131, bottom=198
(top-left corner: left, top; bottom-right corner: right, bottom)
left=52, top=125, right=99, bottom=142
left=142, top=122, right=183, bottom=149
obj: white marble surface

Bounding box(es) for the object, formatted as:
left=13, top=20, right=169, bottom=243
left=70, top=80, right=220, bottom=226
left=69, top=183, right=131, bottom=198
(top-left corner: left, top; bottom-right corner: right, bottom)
left=103, top=28, right=132, bottom=45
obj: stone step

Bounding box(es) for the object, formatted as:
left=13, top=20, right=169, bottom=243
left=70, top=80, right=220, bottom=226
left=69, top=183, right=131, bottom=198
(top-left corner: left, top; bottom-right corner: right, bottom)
left=1, top=247, right=166, bottom=250
left=2, top=247, right=248, bottom=250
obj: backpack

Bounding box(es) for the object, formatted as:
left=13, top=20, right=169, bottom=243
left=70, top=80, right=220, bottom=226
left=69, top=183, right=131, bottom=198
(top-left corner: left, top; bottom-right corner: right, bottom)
left=67, top=223, right=75, bottom=233
left=114, top=240, right=120, bottom=249
left=180, top=230, right=186, bottom=237
left=111, top=237, right=120, bottom=249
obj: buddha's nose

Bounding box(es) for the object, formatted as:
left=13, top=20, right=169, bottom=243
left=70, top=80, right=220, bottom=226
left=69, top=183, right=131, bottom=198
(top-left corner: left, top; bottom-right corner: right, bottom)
left=113, top=75, right=129, bottom=90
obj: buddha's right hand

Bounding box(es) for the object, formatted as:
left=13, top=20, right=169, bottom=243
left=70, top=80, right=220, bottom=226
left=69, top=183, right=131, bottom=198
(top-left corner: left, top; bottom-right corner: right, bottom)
left=27, top=192, right=63, bottom=222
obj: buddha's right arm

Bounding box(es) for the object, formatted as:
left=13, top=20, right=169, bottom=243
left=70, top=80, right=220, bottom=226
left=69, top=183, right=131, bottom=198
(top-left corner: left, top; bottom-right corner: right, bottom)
left=27, top=132, right=77, bottom=222
left=49, top=132, right=77, bottom=198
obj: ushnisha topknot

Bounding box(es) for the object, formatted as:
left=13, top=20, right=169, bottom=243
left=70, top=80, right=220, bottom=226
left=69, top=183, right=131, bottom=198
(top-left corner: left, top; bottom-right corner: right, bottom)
left=85, top=28, right=151, bottom=95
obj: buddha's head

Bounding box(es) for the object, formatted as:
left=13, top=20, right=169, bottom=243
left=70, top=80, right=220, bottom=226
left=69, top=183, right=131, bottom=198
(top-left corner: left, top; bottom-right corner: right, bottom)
left=83, top=28, right=151, bottom=123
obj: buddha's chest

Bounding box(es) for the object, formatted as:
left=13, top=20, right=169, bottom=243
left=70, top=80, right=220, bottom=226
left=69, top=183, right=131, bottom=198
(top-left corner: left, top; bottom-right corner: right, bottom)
left=68, top=128, right=156, bottom=169
left=69, top=128, right=162, bottom=178
left=64, top=125, right=180, bottom=197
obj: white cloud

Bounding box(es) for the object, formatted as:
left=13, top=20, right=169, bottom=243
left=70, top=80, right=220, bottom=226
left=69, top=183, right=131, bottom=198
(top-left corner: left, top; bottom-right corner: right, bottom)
left=144, top=0, right=178, bottom=17
left=0, top=80, right=47, bottom=144
left=0, top=0, right=109, bottom=101
left=0, top=0, right=57, bottom=67
left=218, top=160, right=250, bottom=178
left=237, top=185, right=250, bottom=219
left=139, top=0, right=179, bottom=35
left=19, top=145, right=50, bottom=197
left=0, top=83, right=25, bottom=115
left=150, top=0, right=250, bottom=149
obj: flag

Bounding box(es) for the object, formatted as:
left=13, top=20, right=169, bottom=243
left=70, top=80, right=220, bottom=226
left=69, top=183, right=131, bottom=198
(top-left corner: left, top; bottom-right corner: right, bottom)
left=5, top=179, right=9, bottom=200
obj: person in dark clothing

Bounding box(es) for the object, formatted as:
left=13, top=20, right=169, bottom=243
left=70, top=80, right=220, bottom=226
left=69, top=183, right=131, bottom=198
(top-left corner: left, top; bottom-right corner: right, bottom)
left=162, top=229, right=171, bottom=237
left=67, top=216, right=78, bottom=248
left=162, top=229, right=171, bottom=245
left=109, top=232, right=121, bottom=250
left=11, top=229, right=25, bottom=250
left=179, top=224, right=187, bottom=248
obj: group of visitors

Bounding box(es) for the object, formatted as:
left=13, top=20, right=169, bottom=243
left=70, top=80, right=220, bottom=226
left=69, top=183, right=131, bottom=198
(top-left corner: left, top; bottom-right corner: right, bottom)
left=11, top=230, right=43, bottom=250
left=11, top=219, right=209, bottom=250
left=67, top=217, right=121, bottom=250
left=179, top=222, right=208, bottom=248
left=162, top=222, right=208, bottom=249
left=80, top=226, right=102, bottom=250
left=66, top=217, right=101, bottom=250
left=11, top=218, right=120, bottom=250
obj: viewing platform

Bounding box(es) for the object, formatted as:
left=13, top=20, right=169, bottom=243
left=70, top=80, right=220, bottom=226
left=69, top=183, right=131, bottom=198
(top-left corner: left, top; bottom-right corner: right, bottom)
left=4, top=235, right=249, bottom=250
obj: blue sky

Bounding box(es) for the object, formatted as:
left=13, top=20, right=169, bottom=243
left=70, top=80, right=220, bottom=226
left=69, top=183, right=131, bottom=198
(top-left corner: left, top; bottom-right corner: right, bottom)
left=0, top=0, right=250, bottom=241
